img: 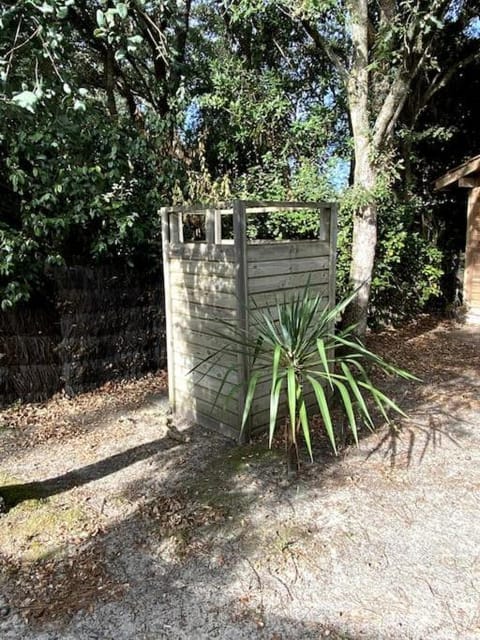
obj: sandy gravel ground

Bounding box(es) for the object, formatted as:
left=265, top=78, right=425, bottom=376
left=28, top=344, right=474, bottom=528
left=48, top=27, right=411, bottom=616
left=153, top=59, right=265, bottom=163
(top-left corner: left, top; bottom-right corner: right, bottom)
left=0, top=318, right=479, bottom=640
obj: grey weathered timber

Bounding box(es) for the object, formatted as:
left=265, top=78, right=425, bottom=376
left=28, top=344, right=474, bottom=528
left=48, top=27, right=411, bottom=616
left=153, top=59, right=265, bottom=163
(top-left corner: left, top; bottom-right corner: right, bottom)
left=161, top=200, right=337, bottom=440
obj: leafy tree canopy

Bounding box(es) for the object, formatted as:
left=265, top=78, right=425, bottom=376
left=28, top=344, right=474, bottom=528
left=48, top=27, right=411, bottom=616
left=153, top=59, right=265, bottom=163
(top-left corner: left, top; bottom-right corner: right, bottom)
left=1, top=0, right=479, bottom=323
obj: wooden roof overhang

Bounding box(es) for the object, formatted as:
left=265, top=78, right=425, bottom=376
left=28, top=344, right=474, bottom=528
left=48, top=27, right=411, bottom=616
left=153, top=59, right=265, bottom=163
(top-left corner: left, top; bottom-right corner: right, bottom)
left=435, top=155, right=480, bottom=322
left=435, top=154, right=480, bottom=190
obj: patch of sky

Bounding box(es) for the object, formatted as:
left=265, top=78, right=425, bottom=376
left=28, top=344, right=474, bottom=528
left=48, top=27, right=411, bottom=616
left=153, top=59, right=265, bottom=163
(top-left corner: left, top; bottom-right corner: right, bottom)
left=323, top=89, right=335, bottom=108
left=327, top=156, right=349, bottom=193
left=184, top=100, right=201, bottom=132
left=464, top=16, right=480, bottom=39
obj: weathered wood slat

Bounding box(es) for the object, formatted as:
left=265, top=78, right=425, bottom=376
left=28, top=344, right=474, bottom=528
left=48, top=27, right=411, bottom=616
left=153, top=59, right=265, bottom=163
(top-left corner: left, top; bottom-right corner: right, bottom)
left=171, top=286, right=238, bottom=309
left=173, top=341, right=235, bottom=365
left=242, top=200, right=331, bottom=211
left=161, top=204, right=233, bottom=215
left=233, top=200, right=250, bottom=443
left=172, top=315, right=236, bottom=337
left=170, top=304, right=237, bottom=324
left=248, top=270, right=329, bottom=294
left=175, top=400, right=239, bottom=429
left=247, top=241, right=330, bottom=261
left=175, top=361, right=238, bottom=386
left=174, top=347, right=238, bottom=370
left=328, top=204, right=338, bottom=317
left=170, top=272, right=237, bottom=295
left=170, top=289, right=238, bottom=312
left=249, top=379, right=320, bottom=402
left=249, top=287, right=329, bottom=311
left=175, top=393, right=239, bottom=425
left=180, top=368, right=270, bottom=401
left=178, top=408, right=239, bottom=438
left=175, top=383, right=238, bottom=414
left=162, top=208, right=176, bottom=408
left=248, top=256, right=329, bottom=278
left=250, top=391, right=318, bottom=431
left=434, top=155, right=480, bottom=190
left=173, top=341, right=238, bottom=366
left=172, top=330, right=238, bottom=357
left=168, top=243, right=235, bottom=262
left=168, top=259, right=237, bottom=279
left=180, top=375, right=239, bottom=405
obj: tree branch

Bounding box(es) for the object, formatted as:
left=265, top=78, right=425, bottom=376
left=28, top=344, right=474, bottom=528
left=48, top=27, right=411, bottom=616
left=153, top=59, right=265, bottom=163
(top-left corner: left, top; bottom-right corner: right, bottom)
left=373, top=70, right=409, bottom=148
left=300, top=19, right=349, bottom=83
left=372, top=0, right=453, bottom=149
left=421, top=50, right=479, bottom=109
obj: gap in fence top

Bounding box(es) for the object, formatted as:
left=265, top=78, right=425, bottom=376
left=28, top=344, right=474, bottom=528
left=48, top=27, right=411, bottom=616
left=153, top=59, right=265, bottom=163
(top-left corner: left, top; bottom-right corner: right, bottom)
left=160, top=200, right=338, bottom=441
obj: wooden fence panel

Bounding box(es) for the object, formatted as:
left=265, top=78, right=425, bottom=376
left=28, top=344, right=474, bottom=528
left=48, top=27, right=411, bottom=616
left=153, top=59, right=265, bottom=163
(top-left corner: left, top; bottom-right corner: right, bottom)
left=161, top=200, right=337, bottom=440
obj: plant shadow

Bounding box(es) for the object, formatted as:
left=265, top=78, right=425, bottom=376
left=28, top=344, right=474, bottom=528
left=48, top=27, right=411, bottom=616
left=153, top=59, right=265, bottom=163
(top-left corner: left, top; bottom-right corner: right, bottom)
left=1, top=319, right=479, bottom=637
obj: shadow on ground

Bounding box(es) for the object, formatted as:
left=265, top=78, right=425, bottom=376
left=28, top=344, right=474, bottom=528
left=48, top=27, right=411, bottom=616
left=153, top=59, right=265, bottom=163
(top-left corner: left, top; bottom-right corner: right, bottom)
left=1, top=319, right=479, bottom=638
left=0, top=433, right=178, bottom=511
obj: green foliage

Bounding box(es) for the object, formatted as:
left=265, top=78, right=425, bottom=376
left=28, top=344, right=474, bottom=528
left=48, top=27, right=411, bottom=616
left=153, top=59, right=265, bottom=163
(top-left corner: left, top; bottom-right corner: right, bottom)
left=190, top=5, right=345, bottom=202
left=194, top=286, right=415, bottom=470
left=1, top=0, right=475, bottom=324
left=236, top=157, right=337, bottom=240
left=246, top=209, right=321, bottom=241
left=0, top=100, right=176, bottom=308
left=336, top=189, right=444, bottom=325
left=369, top=205, right=443, bottom=323
left=0, top=0, right=193, bottom=308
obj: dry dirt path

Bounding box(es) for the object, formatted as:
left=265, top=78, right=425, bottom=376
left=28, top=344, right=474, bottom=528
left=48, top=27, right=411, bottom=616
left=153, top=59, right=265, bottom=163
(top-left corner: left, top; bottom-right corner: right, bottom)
left=0, top=318, right=479, bottom=640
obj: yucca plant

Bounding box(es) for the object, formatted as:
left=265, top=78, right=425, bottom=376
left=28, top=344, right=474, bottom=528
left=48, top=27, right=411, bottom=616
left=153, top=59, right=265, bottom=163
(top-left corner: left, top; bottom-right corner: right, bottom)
left=191, top=285, right=417, bottom=472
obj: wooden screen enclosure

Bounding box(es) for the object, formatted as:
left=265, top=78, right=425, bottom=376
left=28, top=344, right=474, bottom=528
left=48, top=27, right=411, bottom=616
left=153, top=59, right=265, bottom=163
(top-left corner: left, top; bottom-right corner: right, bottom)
left=161, top=200, right=338, bottom=440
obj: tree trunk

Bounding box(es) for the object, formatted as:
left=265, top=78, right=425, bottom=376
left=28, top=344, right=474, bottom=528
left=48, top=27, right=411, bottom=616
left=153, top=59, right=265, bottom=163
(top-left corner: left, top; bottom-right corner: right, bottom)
left=347, top=199, right=377, bottom=335
left=346, top=111, right=378, bottom=334
left=104, top=46, right=117, bottom=119
left=344, top=0, right=378, bottom=336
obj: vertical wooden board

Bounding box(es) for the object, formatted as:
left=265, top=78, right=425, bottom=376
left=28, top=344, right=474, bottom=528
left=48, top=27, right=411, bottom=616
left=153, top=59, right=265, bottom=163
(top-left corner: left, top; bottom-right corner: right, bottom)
left=328, top=204, right=338, bottom=315
left=233, top=200, right=250, bottom=442
left=161, top=208, right=176, bottom=409
left=465, top=187, right=480, bottom=310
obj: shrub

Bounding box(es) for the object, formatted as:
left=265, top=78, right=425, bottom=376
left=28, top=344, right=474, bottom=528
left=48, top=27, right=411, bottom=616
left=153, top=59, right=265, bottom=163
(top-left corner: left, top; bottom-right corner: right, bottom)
left=194, top=286, right=417, bottom=472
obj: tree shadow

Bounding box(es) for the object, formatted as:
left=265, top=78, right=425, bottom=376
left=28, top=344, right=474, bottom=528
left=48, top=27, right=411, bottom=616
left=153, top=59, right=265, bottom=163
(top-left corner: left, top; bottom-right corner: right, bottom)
left=1, top=320, right=479, bottom=637
left=0, top=431, right=181, bottom=512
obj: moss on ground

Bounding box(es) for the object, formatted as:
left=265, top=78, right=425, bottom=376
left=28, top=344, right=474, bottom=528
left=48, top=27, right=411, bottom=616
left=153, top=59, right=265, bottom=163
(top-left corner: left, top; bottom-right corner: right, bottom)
left=185, top=441, right=283, bottom=520
left=0, top=470, right=89, bottom=562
